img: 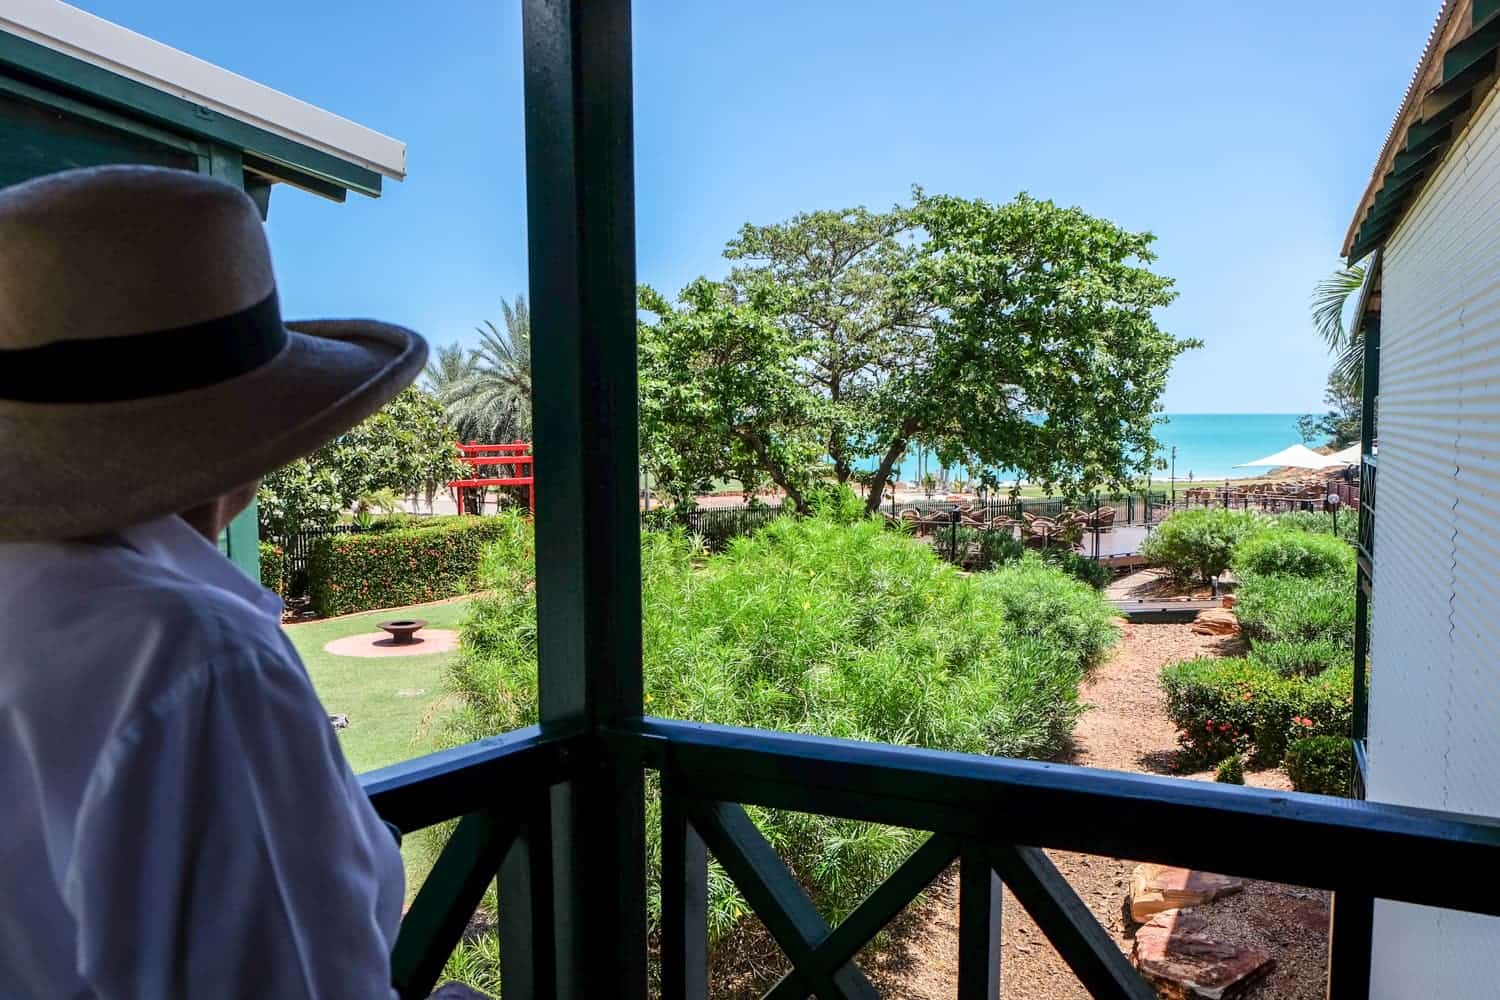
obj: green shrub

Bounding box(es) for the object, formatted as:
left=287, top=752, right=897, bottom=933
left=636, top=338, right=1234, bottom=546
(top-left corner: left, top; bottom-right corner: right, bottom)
left=1215, top=754, right=1245, bottom=784
left=308, top=513, right=526, bottom=617
left=1161, top=656, right=1291, bottom=765
left=1234, top=529, right=1354, bottom=579
left=1251, top=639, right=1346, bottom=678
left=1286, top=735, right=1353, bottom=796
left=258, top=542, right=287, bottom=598
left=1235, top=570, right=1355, bottom=647
left=1162, top=657, right=1353, bottom=767
left=447, top=513, right=1116, bottom=949
left=1141, top=509, right=1265, bottom=583
left=1039, top=547, right=1113, bottom=590
left=1267, top=509, right=1357, bottom=546
left=952, top=526, right=1026, bottom=571
left=1287, top=663, right=1355, bottom=741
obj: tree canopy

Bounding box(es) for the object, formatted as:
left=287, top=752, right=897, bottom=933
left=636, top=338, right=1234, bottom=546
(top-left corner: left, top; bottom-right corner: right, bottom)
left=258, top=386, right=465, bottom=536
left=427, top=296, right=533, bottom=444
left=639, top=190, right=1195, bottom=512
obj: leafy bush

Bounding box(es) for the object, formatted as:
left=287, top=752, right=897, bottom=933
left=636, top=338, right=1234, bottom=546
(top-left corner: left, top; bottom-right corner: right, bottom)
left=1141, top=509, right=1265, bottom=583
left=308, top=514, right=525, bottom=617
left=1234, top=529, right=1354, bottom=579
left=952, top=526, right=1026, bottom=571
left=1252, top=639, right=1346, bottom=678
left=446, top=514, right=1116, bottom=951
left=1215, top=754, right=1245, bottom=784
left=1162, top=657, right=1353, bottom=766
left=1267, top=509, right=1357, bottom=546
left=1235, top=570, right=1355, bottom=647
left=1039, top=547, right=1113, bottom=590
left=1161, top=657, right=1290, bottom=765
left=258, top=542, right=286, bottom=598
left=1286, top=735, right=1352, bottom=796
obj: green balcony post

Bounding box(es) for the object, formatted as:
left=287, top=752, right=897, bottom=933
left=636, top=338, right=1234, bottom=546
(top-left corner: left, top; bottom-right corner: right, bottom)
left=522, top=0, right=647, bottom=995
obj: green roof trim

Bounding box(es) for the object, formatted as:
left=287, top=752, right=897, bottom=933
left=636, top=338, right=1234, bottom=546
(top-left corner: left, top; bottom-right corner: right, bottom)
left=1348, top=8, right=1500, bottom=263
left=0, top=30, right=381, bottom=199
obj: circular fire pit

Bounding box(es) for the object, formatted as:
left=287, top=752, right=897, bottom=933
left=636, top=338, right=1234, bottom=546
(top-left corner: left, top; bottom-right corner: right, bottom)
left=376, top=618, right=428, bottom=645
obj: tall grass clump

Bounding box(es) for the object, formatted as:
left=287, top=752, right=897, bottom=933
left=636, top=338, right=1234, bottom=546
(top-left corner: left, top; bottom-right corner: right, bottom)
left=443, top=512, right=1117, bottom=971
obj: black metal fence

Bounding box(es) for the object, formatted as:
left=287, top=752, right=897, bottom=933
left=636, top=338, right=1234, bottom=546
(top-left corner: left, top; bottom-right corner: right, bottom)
left=276, top=524, right=360, bottom=595
left=641, top=504, right=789, bottom=552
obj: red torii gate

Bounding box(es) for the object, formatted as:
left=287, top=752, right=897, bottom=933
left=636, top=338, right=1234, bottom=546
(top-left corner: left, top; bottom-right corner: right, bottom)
left=450, top=441, right=534, bottom=514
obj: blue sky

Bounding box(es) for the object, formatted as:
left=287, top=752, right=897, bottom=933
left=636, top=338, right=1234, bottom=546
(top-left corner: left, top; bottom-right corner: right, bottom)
left=79, top=0, right=1434, bottom=412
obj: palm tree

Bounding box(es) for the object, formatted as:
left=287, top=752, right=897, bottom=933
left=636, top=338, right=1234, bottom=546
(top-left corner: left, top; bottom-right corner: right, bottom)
left=1311, top=263, right=1368, bottom=393
left=434, top=296, right=533, bottom=443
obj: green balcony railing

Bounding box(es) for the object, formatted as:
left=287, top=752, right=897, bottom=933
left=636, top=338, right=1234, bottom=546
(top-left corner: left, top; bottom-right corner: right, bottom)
left=361, top=718, right=1500, bottom=1000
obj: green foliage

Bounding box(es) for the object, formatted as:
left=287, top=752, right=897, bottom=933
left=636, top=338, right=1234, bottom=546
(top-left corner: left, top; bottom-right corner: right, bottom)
left=259, top=386, right=466, bottom=537
left=1162, top=657, right=1353, bottom=767
left=1215, top=754, right=1245, bottom=785
left=640, top=191, right=1195, bottom=515
left=1267, top=509, right=1358, bottom=546
left=1141, top=508, right=1265, bottom=583
left=1161, top=657, right=1290, bottom=765
left=904, top=191, right=1194, bottom=505
left=1038, top=547, right=1114, bottom=590
left=446, top=514, right=1115, bottom=948
left=1252, top=639, right=1346, bottom=678
left=307, top=514, right=524, bottom=617
left=952, top=527, right=1026, bottom=571
left=429, top=295, right=532, bottom=444
left=1234, top=529, right=1354, bottom=579
left=1235, top=570, right=1355, bottom=647
left=1285, top=735, right=1353, bottom=797
left=258, top=542, right=286, bottom=598
left=439, top=931, right=501, bottom=998
left=638, top=280, right=822, bottom=510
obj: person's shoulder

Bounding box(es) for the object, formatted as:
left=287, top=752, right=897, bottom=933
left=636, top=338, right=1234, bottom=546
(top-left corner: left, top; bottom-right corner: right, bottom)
left=0, top=537, right=293, bottom=703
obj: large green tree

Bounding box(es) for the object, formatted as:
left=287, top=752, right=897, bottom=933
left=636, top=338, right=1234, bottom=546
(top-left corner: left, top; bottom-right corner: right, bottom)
left=641, top=191, right=1194, bottom=514
left=258, top=386, right=466, bottom=536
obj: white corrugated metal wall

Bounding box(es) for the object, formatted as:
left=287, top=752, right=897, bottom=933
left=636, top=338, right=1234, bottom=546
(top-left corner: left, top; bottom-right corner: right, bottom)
left=1369, top=83, right=1500, bottom=996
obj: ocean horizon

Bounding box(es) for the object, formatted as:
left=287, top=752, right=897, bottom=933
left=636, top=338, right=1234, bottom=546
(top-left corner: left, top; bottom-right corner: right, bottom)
left=883, top=413, right=1309, bottom=485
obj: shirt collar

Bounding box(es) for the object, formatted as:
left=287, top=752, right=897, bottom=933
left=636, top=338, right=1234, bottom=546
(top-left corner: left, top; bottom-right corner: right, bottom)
left=115, top=516, right=284, bottom=624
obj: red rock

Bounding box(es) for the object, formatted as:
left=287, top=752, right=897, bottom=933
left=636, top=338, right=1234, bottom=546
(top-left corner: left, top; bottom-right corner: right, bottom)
left=1191, top=609, right=1239, bottom=636
left=1132, top=911, right=1274, bottom=999
left=1130, top=865, right=1245, bottom=922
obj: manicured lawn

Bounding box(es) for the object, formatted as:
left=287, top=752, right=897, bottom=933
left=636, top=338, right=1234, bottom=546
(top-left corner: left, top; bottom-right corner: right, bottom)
left=287, top=598, right=473, bottom=775
left=286, top=597, right=475, bottom=903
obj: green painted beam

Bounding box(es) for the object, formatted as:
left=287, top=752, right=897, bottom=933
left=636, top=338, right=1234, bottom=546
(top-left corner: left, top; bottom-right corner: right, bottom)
left=1443, top=10, right=1500, bottom=83
left=0, top=31, right=381, bottom=197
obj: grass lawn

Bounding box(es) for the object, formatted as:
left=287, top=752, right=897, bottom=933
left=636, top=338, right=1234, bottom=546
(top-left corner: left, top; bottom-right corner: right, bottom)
left=286, top=597, right=476, bottom=902
left=287, top=598, right=473, bottom=774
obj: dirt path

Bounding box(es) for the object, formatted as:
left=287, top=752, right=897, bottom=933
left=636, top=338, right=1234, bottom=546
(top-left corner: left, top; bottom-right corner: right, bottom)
left=864, top=622, right=1330, bottom=1000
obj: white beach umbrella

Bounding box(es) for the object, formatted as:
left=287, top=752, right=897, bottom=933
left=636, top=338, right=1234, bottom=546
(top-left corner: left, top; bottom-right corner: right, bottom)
left=1233, top=443, right=1344, bottom=469
left=1326, top=443, right=1361, bottom=465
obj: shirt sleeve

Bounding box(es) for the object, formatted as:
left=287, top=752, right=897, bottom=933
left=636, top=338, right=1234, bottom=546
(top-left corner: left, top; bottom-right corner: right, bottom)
left=61, top=646, right=402, bottom=1000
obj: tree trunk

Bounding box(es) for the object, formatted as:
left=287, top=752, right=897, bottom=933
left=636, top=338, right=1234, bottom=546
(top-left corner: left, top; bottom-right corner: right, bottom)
left=863, top=418, right=920, bottom=514
left=739, top=429, right=811, bottom=513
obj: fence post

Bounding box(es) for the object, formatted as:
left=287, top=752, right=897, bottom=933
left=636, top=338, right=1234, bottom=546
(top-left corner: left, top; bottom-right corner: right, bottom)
left=950, top=509, right=961, bottom=564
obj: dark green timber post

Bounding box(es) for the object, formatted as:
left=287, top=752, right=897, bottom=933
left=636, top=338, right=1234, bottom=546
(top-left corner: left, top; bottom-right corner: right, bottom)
left=522, top=0, right=647, bottom=996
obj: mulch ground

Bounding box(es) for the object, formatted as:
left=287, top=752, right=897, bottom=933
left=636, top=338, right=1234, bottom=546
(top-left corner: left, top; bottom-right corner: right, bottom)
left=708, top=622, right=1329, bottom=999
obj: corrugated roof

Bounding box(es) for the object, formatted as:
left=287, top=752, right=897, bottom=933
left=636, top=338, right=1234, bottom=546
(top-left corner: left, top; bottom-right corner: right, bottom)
left=1341, top=0, right=1500, bottom=261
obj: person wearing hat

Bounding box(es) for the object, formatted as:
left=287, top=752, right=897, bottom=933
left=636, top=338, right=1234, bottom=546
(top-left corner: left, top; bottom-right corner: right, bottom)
left=0, top=166, right=427, bottom=997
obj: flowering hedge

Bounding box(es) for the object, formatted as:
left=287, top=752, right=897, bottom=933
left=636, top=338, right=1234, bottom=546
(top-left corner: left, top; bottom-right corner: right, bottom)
left=1161, top=657, right=1353, bottom=767
left=258, top=542, right=287, bottom=599
left=308, top=515, right=519, bottom=617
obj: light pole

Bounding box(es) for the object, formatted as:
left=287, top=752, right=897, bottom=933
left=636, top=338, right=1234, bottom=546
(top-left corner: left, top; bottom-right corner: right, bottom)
left=1327, top=493, right=1342, bottom=534
left=1170, top=446, right=1177, bottom=506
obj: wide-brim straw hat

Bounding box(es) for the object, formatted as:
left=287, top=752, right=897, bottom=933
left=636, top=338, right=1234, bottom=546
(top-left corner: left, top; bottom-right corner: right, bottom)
left=0, top=166, right=427, bottom=541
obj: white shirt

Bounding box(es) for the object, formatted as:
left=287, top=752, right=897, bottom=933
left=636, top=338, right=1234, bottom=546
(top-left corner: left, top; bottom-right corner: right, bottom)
left=0, top=516, right=403, bottom=999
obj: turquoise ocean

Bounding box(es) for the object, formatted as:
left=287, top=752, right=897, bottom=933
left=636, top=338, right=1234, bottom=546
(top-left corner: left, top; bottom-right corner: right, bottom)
left=883, top=413, right=1307, bottom=484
